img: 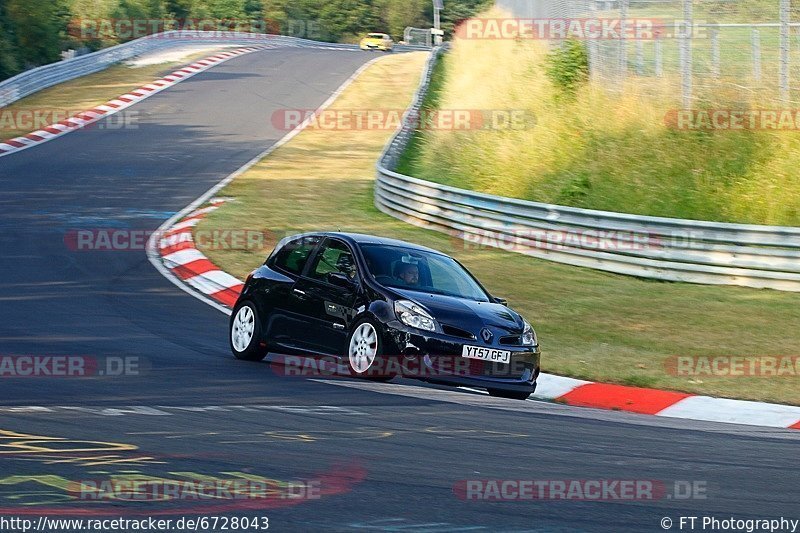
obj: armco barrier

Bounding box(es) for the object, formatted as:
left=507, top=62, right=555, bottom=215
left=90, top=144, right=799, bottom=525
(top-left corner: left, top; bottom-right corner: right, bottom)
left=0, top=31, right=429, bottom=108
left=375, top=47, right=800, bottom=292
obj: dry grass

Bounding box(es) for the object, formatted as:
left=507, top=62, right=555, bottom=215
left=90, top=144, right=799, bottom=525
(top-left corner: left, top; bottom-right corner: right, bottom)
left=398, top=8, right=800, bottom=225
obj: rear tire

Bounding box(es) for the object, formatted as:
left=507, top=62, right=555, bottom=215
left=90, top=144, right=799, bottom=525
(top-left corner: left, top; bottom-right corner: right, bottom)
left=488, top=388, right=532, bottom=401
left=230, top=301, right=266, bottom=361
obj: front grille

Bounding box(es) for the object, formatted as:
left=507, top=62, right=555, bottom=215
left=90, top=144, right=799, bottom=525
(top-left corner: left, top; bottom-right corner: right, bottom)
left=442, top=324, right=476, bottom=340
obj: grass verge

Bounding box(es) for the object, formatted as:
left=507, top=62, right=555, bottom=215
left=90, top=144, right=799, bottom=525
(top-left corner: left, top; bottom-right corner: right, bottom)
left=0, top=47, right=233, bottom=140
left=397, top=8, right=800, bottom=226
left=196, top=51, right=800, bottom=406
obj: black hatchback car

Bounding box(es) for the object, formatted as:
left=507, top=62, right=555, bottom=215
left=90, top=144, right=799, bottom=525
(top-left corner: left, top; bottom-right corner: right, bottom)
left=229, top=233, right=540, bottom=399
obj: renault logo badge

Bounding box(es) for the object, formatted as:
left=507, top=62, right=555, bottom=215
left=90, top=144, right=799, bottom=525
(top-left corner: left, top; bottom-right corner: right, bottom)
left=480, top=328, right=493, bottom=343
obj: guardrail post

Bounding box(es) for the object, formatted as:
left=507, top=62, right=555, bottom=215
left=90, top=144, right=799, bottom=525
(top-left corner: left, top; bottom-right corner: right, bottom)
left=655, top=38, right=663, bottom=77
left=752, top=27, right=762, bottom=83
left=711, top=27, right=720, bottom=79
left=680, top=0, right=693, bottom=109
left=635, top=38, right=644, bottom=76
left=588, top=0, right=600, bottom=82
left=619, top=0, right=629, bottom=81
left=780, top=0, right=791, bottom=103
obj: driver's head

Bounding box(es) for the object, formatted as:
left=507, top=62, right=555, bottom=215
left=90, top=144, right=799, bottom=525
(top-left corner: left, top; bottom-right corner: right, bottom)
left=396, top=263, right=419, bottom=285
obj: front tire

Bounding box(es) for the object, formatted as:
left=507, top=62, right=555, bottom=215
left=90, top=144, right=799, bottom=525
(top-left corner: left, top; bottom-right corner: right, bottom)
left=346, top=319, right=390, bottom=380
left=230, top=301, right=266, bottom=361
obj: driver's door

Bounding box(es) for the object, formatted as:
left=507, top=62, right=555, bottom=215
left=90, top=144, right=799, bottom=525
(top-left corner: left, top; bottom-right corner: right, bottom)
left=291, top=238, right=361, bottom=355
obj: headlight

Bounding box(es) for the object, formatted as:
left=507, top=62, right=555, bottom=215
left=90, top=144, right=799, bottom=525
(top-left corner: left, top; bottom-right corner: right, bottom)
left=394, top=300, right=437, bottom=332
left=522, top=321, right=537, bottom=346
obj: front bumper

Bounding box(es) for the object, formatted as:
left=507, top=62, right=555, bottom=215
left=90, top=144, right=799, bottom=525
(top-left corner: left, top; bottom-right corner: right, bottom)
left=383, top=320, right=540, bottom=393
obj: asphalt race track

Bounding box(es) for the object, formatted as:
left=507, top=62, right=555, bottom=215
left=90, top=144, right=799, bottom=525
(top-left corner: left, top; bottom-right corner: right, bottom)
left=0, top=48, right=798, bottom=532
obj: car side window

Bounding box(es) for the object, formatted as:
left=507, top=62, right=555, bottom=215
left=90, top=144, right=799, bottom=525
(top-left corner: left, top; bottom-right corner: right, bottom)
left=273, top=236, right=322, bottom=275
left=309, top=240, right=357, bottom=282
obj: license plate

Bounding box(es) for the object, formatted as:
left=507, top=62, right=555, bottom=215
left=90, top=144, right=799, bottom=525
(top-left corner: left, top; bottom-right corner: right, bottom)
left=462, top=345, right=511, bottom=364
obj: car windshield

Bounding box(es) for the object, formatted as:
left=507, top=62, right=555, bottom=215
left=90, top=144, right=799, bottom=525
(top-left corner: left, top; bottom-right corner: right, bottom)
left=360, top=244, right=490, bottom=302
left=367, top=33, right=384, bottom=38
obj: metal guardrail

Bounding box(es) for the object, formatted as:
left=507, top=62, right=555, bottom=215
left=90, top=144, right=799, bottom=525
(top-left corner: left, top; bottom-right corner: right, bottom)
left=375, top=47, right=800, bottom=292
left=0, top=31, right=429, bottom=108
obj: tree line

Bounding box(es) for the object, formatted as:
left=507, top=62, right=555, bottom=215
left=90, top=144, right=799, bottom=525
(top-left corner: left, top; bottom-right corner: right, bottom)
left=0, top=0, right=490, bottom=82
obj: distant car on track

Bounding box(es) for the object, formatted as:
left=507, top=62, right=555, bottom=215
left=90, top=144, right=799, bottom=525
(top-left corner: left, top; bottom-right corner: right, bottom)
left=360, top=33, right=394, bottom=51
left=229, top=233, right=540, bottom=399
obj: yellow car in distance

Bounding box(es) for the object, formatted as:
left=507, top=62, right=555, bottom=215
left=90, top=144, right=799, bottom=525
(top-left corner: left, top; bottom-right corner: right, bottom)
left=360, top=33, right=394, bottom=51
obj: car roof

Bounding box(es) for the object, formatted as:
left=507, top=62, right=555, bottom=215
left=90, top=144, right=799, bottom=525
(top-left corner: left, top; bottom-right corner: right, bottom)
left=315, top=232, right=444, bottom=255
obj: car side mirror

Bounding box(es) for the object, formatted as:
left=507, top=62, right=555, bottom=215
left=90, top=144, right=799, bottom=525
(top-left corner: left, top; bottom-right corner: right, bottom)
left=327, top=272, right=356, bottom=289
left=492, top=296, right=508, bottom=306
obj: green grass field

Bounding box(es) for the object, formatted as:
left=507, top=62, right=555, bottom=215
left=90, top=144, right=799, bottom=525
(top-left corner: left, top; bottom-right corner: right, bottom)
left=195, top=51, right=800, bottom=406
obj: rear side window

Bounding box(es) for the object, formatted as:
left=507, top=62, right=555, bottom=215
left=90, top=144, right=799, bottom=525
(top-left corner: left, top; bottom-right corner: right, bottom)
left=273, top=236, right=321, bottom=275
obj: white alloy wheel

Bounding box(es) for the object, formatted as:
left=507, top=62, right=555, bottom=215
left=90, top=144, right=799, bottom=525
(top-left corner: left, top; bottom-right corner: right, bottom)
left=348, top=322, right=378, bottom=374
left=231, top=305, right=255, bottom=353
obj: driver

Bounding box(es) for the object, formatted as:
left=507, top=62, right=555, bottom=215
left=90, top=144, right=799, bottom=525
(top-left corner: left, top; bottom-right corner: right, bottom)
left=395, top=263, right=419, bottom=286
